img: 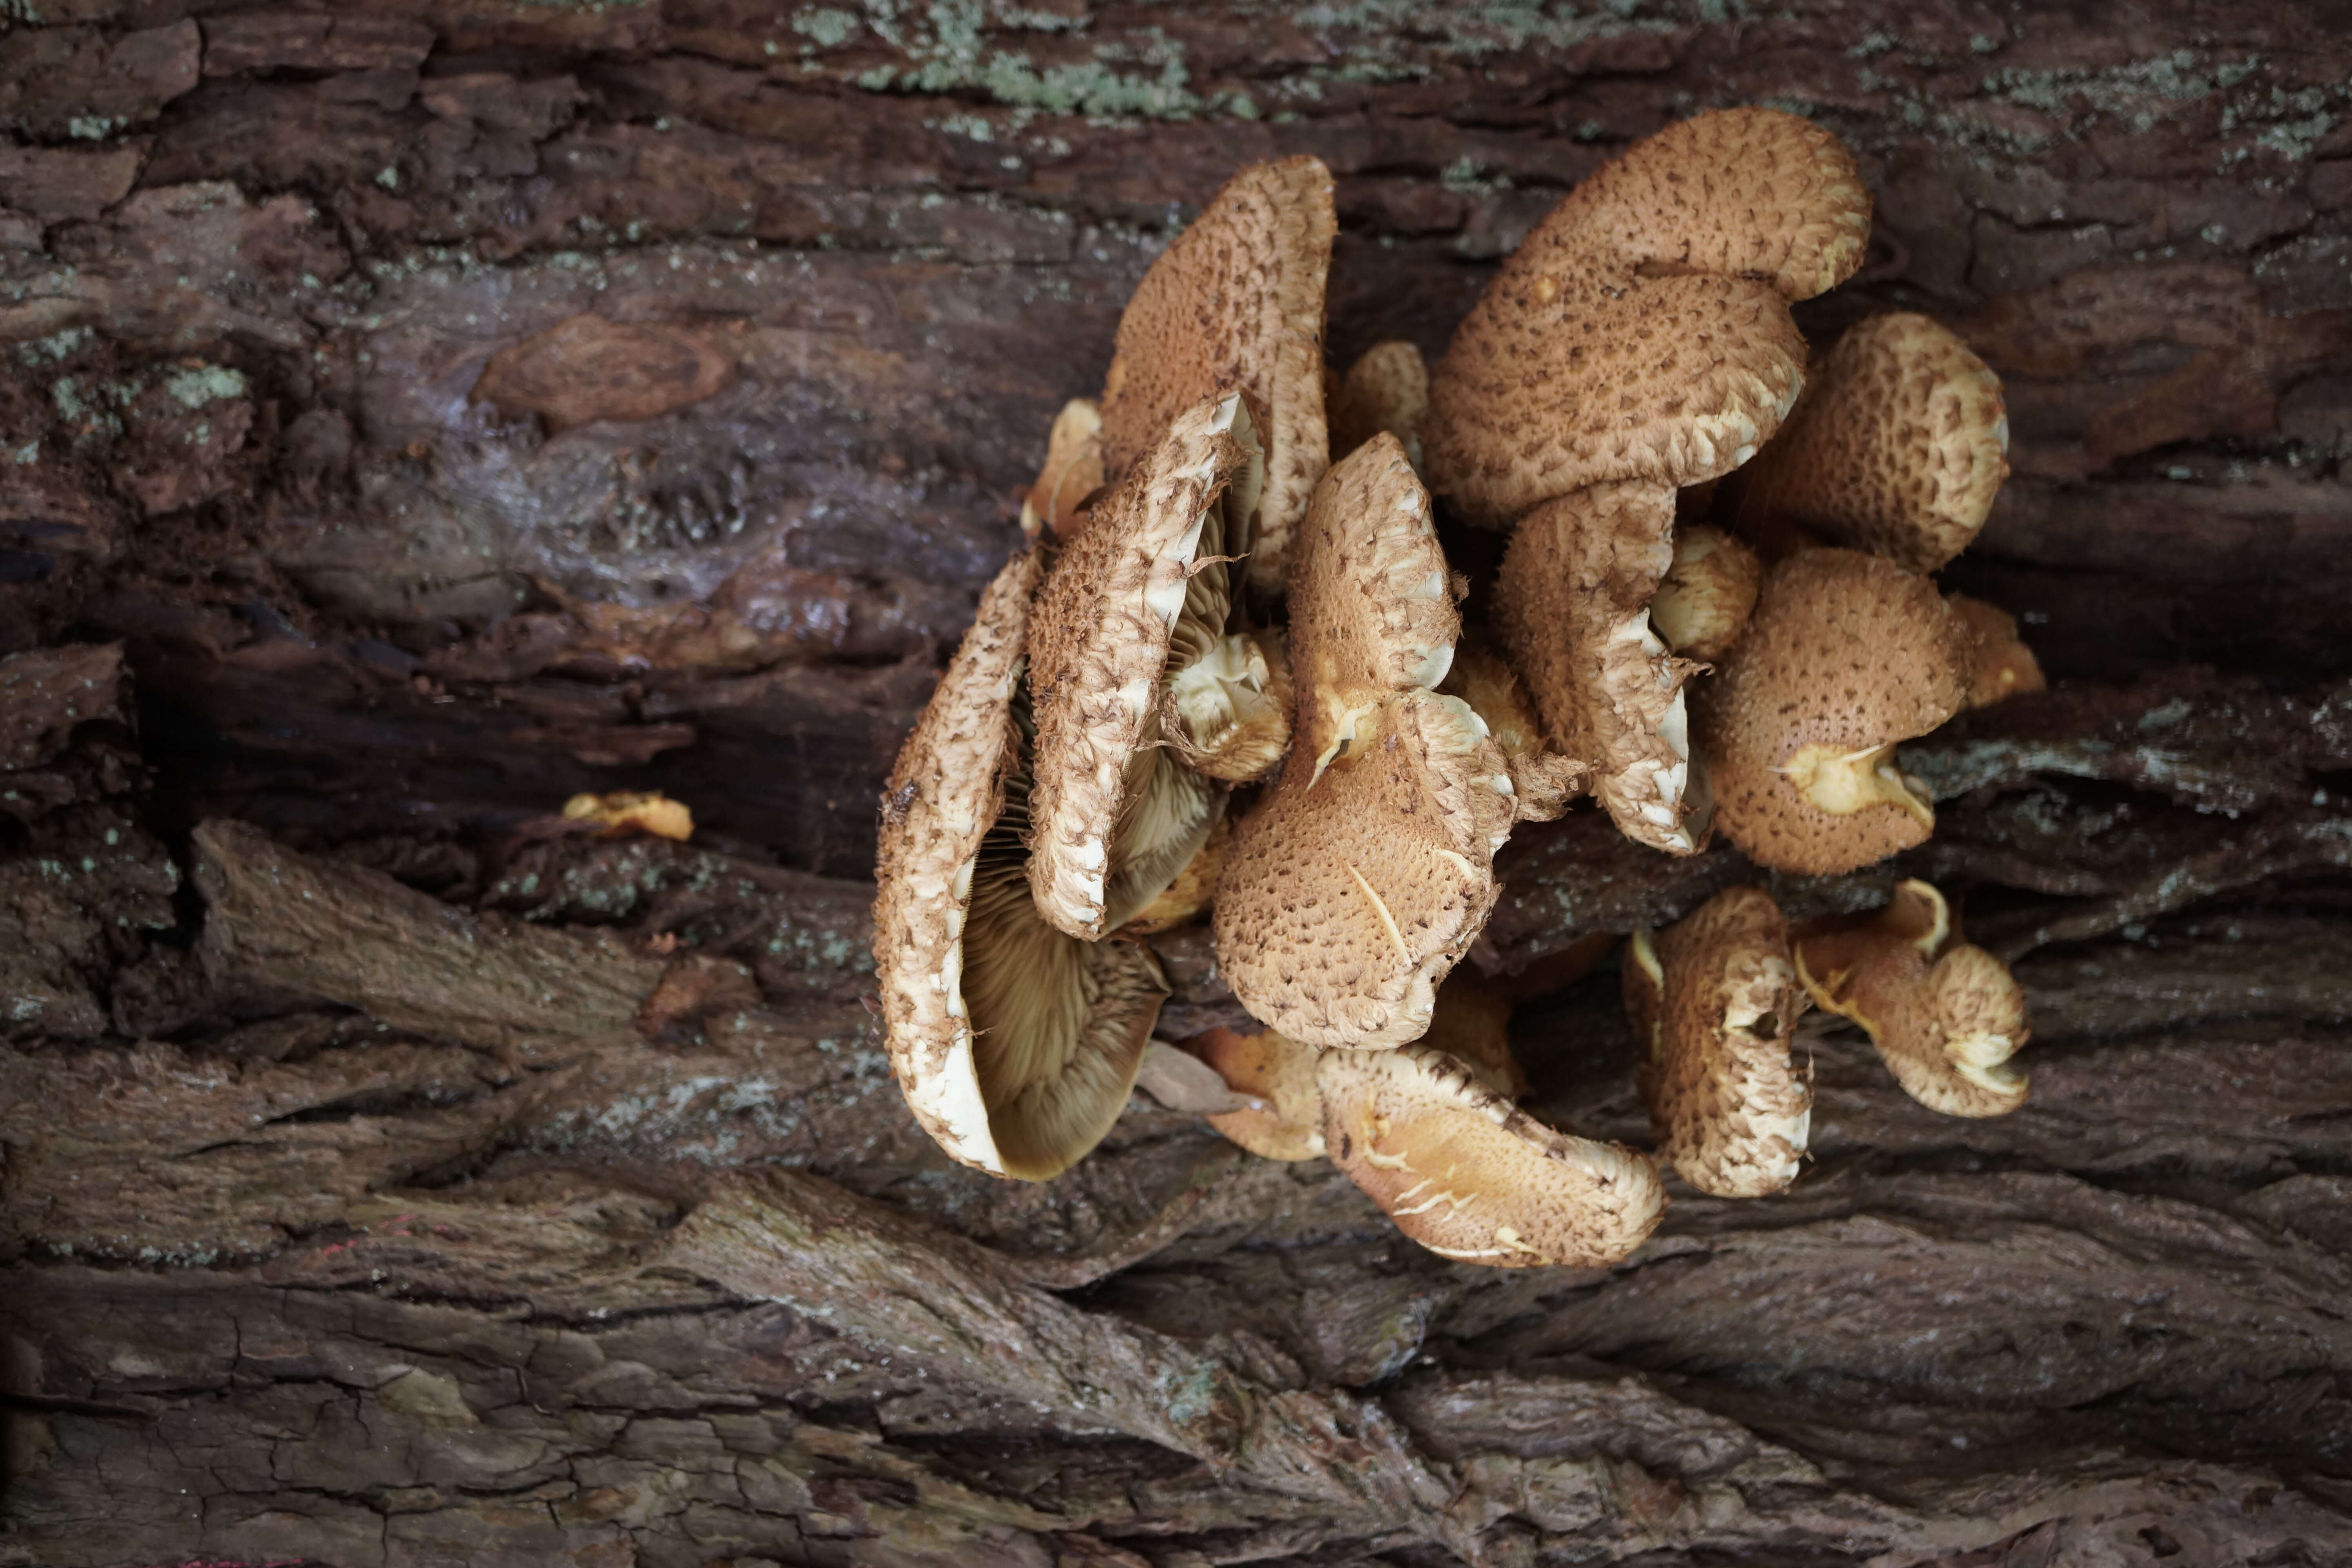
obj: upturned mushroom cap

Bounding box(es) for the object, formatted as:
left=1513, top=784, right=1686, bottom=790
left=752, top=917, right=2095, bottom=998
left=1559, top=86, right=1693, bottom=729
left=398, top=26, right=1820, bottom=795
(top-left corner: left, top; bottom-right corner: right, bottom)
left=1215, top=435, right=1517, bottom=1048
left=1319, top=1045, right=1665, bottom=1267
left=1439, top=644, right=1588, bottom=822
left=1331, top=340, right=1430, bottom=464
left=1729, top=314, right=2009, bottom=573
left=1026, top=392, right=1270, bottom=939
left=1696, top=548, right=1972, bottom=876
left=1650, top=524, right=1762, bottom=662
left=1423, top=108, right=1870, bottom=525
left=874, top=552, right=1170, bottom=1180
left=1495, top=478, right=1709, bottom=853
left=1625, top=886, right=1811, bottom=1198
left=1794, top=878, right=2030, bottom=1118
left=1947, top=593, right=2047, bottom=708
left=1020, top=397, right=1105, bottom=543
left=1098, top=156, right=1336, bottom=593
left=1195, top=1025, right=1326, bottom=1161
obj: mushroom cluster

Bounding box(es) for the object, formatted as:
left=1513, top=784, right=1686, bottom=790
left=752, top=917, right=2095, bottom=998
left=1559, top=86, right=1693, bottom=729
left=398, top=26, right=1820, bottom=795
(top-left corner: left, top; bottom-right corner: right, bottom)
left=874, top=107, right=2048, bottom=1261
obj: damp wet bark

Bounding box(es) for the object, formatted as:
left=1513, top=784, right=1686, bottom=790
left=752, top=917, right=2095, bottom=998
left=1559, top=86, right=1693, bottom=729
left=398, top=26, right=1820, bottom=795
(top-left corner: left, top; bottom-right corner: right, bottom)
left=4, top=3, right=2352, bottom=1566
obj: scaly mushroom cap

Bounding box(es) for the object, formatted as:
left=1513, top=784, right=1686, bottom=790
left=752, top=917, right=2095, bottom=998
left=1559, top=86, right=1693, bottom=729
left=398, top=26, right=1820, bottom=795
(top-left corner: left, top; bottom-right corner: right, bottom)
left=1319, top=1046, right=1665, bottom=1267
left=874, top=552, right=1169, bottom=1180
left=1495, top=478, right=1708, bottom=853
left=1027, top=392, right=1274, bottom=939
left=1626, top=886, right=1811, bottom=1198
left=1440, top=644, right=1588, bottom=822
left=1730, top=314, right=2009, bottom=573
left=1020, top=397, right=1105, bottom=543
left=1697, top=549, right=1972, bottom=876
left=1794, top=879, right=2029, bottom=1118
left=1099, top=156, right=1336, bottom=593
left=1947, top=593, right=2046, bottom=709
left=1423, top=108, right=1871, bottom=525
left=1331, top=340, right=1430, bottom=464
left=1195, top=1025, right=1326, bottom=1161
left=1215, top=435, right=1517, bottom=1047
left=1650, top=524, right=1762, bottom=662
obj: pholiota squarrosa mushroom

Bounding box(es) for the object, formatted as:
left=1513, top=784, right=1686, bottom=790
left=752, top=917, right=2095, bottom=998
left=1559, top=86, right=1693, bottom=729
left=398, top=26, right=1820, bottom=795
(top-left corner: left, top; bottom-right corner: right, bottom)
left=1793, top=878, right=2031, bottom=1118
left=872, top=550, right=1170, bottom=1182
left=1214, top=433, right=1516, bottom=1048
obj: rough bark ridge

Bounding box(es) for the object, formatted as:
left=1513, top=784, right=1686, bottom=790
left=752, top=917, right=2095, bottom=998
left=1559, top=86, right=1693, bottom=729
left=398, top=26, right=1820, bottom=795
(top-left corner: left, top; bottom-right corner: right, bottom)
left=3, top=2, right=2351, bottom=1565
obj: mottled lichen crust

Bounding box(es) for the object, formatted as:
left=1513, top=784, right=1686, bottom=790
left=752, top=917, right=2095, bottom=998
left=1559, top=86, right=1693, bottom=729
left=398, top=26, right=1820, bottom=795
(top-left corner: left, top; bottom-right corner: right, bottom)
left=1423, top=108, right=1870, bottom=525
left=1025, top=393, right=1258, bottom=940
left=1319, top=1046, right=1665, bottom=1268
left=1495, top=479, right=1705, bottom=853
left=1696, top=548, right=1973, bottom=876
left=1795, top=879, right=2030, bottom=1118
left=1215, top=435, right=1514, bottom=1048
left=872, top=550, right=1040, bottom=1176
left=1730, top=313, right=2010, bottom=573
left=1098, top=155, right=1336, bottom=593
left=1626, top=886, right=1812, bottom=1198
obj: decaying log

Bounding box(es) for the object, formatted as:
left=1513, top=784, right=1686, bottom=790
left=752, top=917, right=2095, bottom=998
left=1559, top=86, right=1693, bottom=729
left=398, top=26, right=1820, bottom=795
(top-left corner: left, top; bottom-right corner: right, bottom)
left=5, top=1, right=2352, bottom=1564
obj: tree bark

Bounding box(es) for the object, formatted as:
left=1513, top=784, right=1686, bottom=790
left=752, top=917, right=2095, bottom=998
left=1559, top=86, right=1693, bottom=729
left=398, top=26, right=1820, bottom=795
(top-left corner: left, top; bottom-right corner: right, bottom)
left=4, top=3, right=2352, bottom=1565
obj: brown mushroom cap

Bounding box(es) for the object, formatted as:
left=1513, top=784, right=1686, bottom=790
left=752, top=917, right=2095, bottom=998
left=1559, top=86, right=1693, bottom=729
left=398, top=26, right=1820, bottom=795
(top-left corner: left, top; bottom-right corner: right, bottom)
left=1331, top=340, right=1430, bottom=464
left=1195, top=1025, right=1326, bottom=1161
left=1439, top=644, right=1588, bottom=822
left=1423, top=109, right=1870, bottom=525
left=1696, top=548, right=1972, bottom=876
left=1020, top=397, right=1105, bottom=543
left=874, top=551, right=1169, bottom=1180
left=1215, top=434, right=1516, bottom=1048
left=1947, top=593, right=2047, bottom=709
left=1729, top=314, right=2009, bottom=573
left=1625, top=886, right=1812, bottom=1198
left=1099, top=156, right=1336, bottom=593
left=1495, top=478, right=1708, bottom=853
left=1794, top=879, right=2029, bottom=1118
left=1319, top=1046, right=1665, bottom=1267
left=1650, top=524, right=1762, bottom=662
left=1026, top=392, right=1267, bottom=939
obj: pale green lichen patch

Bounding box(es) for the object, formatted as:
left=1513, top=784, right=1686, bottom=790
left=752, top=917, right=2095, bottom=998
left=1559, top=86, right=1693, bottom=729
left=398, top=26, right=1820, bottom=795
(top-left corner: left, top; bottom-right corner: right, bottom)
left=165, top=365, right=248, bottom=409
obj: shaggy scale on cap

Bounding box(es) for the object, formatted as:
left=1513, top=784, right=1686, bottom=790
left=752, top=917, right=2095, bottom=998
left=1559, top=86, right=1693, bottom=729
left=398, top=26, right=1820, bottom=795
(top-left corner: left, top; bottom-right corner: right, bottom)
left=1625, top=886, right=1812, bottom=1198
left=1696, top=548, right=1972, bottom=876
left=1098, top=156, right=1336, bottom=593
left=1730, top=314, right=2009, bottom=573
left=1423, top=108, right=1871, bottom=525
left=873, top=551, right=1169, bottom=1180
left=1026, top=393, right=1276, bottom=940
left=1214, top=435, right=1516, bottom=1048
left=1795, top=879, right=2030, bottom=1118
left=1319, top=1046, right=1665, bottom=1267
left=1495, top=478, right=1709, bottom=853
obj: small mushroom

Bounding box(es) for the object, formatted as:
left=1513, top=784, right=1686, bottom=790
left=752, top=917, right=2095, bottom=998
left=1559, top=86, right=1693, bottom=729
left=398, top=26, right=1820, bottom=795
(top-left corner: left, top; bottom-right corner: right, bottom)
left=1319, top=1046, right=1665, bottom=1267
left=1019, top=397, right=1105, bottom=543
left=1330, top=340, right=1429, bottom=464
left=1947, top=593, right=2047, bottom=708
left=1215, top=434, right=1517, bottom=1047
left=1439, top=644, right=1588, bottom=822
left=1624, top=886, right=1811, bottom=1198
left=1649, top=524, right=1762, bottom=662
left=874, top=552, right=1170, bottom=1180
left=1418, top=965, right=1529, bottom=1099
left=1026, top=392, right=1285, bottom=939
left=1098, top=156, right=1336, bottom=593
left=1423, top=108, right=1871, bottom=526
left=1193, top=1025, right=1326, bottom=1161
left=1726, top=313, right=2009, bottom=573
left=1494, top=479, right=1711, bottom=853
left=1695, top=548, right=1973, bottom=876
left=1793, top=879, right=2029, bottom=1118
